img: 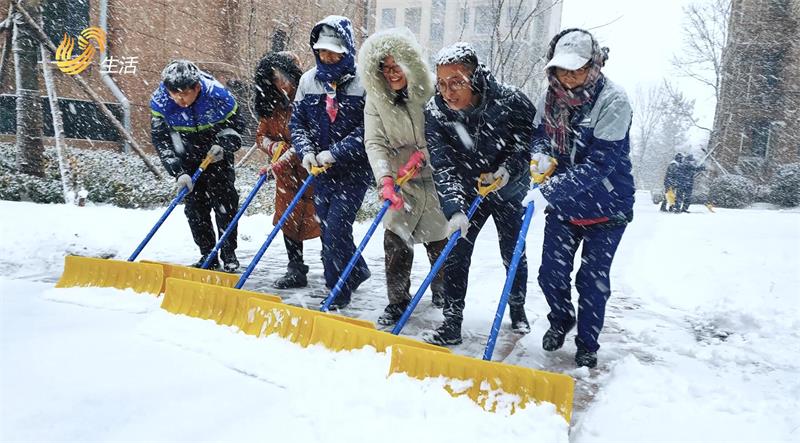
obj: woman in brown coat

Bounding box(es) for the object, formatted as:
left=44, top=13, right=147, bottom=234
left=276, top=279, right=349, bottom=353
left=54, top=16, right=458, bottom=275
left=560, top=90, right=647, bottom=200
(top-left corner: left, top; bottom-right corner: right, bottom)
left=254, top=52, right=320, bottom=288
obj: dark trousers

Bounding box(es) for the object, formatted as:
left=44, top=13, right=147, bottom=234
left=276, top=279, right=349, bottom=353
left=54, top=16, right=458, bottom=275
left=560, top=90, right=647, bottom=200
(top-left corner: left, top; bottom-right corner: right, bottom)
left=538, top=212, right=626, bottom=352
left=313, top=178, right=370, bottom=301
left=384, top=230, right=446, bottom=305
left=183, top=166, right=239, bottom=262
left=284, top=236, right=304, bottom=266
left=442, top=194, right=528, bottom=325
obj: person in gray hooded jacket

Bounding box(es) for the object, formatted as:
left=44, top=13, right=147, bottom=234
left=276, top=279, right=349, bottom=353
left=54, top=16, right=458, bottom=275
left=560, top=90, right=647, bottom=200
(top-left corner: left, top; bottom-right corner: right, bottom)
left=358, top=28, right=449, bottom=326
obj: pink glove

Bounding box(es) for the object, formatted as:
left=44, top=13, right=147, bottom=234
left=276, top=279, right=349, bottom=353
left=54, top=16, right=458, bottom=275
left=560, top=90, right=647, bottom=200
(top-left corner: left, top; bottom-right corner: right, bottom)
left=398, top=150, right=426, bottom=180
left=380, top=177, right=404, bottom=210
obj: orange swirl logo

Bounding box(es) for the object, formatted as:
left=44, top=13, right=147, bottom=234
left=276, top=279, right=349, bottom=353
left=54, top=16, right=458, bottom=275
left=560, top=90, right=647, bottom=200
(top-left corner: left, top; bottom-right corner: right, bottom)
left=54, top=27, right=106, bottom=75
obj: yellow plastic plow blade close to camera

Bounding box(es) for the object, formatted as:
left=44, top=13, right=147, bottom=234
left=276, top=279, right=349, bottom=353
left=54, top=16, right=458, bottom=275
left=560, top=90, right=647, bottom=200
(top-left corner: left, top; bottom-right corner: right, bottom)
left=308, top=315, right=451, bottom=354
left=161, top=278, right=280, bottom=323
left=55, top=255, right=164, bottom=295
left=240, top=297, right=375, bottom=347
left=141, top=260, right=239, bottom=294
left=388, top=344, right=574, bottom=422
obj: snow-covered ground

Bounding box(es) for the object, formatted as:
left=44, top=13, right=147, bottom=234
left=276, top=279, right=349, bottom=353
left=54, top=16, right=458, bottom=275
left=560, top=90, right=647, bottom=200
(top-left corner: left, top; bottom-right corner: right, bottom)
left=1, top=194, right=798, bottom=442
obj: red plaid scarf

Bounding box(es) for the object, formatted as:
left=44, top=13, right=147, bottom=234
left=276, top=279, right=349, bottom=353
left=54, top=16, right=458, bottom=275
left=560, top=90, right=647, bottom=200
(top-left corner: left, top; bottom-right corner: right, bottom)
left=543, top=60, right=603, bottom=154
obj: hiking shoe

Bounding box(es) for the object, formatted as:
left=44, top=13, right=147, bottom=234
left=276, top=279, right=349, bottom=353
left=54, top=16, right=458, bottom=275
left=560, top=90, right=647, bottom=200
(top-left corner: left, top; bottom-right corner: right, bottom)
left=191, top=254, right=220, bottom=270
left=421, top=320, right=462, bottom=346
left=542, top=320, right=576, bottom=351
left=222, top=259, right=240, bottom=273
left=432, top=291, right=445, bottom=309
left=377, top=302, right=409, bottom=326
left=509, top=305, right=531, bottom=334
left=321, top=296, right=351, bottom=311
left=273, top=264, right=309, bottom=289
left=575, top=348, right=598, bottom=368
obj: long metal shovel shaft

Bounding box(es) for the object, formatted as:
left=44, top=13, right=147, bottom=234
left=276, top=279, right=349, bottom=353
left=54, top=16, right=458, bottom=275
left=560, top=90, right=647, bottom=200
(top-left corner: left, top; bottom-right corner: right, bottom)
left=482, top=196, right=536, bottom=361
left=128, top=163, right=207, bottom=262
left=202, top=172, right=269, bottom=269
left=320, top=199, right=391, bottom=311
left=392, top=194, right=485, bottom=335
left=235, top=174, right=316, bottom=289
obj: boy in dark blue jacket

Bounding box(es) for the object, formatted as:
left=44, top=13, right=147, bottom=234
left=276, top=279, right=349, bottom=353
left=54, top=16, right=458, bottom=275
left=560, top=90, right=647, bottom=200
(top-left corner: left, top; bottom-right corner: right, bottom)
left=290, top=16, right=371, bottom=309
left=150, top=60, right=244, bottom=272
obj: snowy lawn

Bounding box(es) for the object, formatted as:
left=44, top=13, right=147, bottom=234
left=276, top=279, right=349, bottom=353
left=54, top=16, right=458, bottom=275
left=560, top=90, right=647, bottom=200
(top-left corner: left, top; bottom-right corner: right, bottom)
left=1, top=195, right=798, bottom=442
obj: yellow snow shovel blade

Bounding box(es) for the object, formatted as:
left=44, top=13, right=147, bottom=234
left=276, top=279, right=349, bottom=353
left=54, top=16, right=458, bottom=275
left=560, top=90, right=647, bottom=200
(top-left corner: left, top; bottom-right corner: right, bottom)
left=389, top=344, right=574, bottom=422
left=240, top=297, right=375, bottom=346
left=161, top=278, right=280, bottom=323
left=665, top=188, right=676, bottom=208
left=308, top=316, right=451, bottom=354
left=55, top=255, right=164, bottom=295
left=141, top=260, right=239, bottom=294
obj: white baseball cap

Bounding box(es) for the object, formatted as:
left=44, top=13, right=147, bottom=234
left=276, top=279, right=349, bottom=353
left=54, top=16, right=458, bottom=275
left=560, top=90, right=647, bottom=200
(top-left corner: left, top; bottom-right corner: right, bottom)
left=313, top=25, right=348, bottom=54
left=545, top=30, right=594, bottom=70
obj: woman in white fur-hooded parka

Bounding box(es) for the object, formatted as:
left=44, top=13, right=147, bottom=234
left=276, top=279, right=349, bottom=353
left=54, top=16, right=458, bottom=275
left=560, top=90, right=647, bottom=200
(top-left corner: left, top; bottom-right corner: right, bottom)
left=357, top=28, right=448, bottom=326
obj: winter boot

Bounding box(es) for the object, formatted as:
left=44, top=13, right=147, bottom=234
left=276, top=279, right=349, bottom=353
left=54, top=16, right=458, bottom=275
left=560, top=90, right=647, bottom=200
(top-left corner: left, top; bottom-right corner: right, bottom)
left=542, top=320, right=576, bottom=351
left=273, top=263, right=309, bottom=289
left=321, top=295, right=350, bottom=311
left=575, top=347, right=598, bottom=368
left=222, top=258, right=240, bottom=273
left=377, top=301, right=409, bottom=326
left=192, top=253, right=220, bottom=270
left=421, top=319, right=462, bottom=346
left=509, top=305, right=531, bottom=334
left=431, top=291, right=445, bottom=309
left=350, top=268, right=371, bottom=292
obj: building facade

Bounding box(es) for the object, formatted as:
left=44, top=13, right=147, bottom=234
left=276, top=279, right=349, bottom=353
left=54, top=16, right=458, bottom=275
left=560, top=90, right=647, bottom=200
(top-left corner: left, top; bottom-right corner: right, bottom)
left=709, top=0, right=800, bottom=181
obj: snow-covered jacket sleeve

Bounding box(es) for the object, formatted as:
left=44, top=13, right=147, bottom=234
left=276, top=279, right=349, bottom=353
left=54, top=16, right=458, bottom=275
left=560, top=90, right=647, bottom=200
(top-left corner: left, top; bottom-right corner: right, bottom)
left=426, top=108, right=467, bottom=219
left=500, top=91, right=536, bottom=177
left=540, top=94, right=633, bottom=203
left=530, top=94, right=550, bottom=156
left=150, top=115, right=184, bottom=178
left=213, top=99, right=245, bottom=153
left=328, top=120, right=366, bottom=165
left=363, top=97, right=393, bottom=183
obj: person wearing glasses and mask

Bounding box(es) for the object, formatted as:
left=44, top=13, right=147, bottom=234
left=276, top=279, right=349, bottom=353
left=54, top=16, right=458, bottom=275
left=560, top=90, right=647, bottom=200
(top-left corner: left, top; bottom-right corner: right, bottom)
left=524, top=29, right=634, bottom=368
left=358, top=28, right=449, bottom=326
left=422, top=43, right=536, bottom=346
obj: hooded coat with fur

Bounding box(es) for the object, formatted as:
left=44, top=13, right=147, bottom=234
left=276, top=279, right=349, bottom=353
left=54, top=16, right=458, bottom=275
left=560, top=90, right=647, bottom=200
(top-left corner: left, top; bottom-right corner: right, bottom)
left=358, top=28, right=447, bottom=244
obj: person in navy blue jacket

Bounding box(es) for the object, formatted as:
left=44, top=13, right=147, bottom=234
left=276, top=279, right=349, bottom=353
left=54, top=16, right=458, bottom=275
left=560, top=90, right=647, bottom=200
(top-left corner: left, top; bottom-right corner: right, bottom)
left=150, top=60, right=244, bottom=272
left=421, top=43, right=536, bottom=346
left=290, top=16, right=371, bottom=309
left=525, top=29, right=634, bottom=368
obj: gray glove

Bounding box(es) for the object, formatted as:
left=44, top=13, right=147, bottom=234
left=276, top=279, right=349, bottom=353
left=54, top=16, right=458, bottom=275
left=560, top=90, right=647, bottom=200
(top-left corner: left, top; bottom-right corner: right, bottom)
left=302, top=152, right=319, bottom=173
left=176, top=174, right=193, bottom=195
left=447, top=212, right=469, bottom=238
left=316, top=150, right=336, bottom=166
left=209, top=144, right=224, bottom=163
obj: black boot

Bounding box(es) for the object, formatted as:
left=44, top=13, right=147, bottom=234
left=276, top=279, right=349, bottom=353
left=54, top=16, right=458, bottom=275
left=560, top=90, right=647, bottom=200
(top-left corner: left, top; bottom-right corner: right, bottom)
left=421, top=318, right=462, bottom=346
left=273, top=263, right=309, bottom=289
left=191, top=253, right=220, bottom=270
left=575, top=347, right=598, bottom=368
left=377, top=302, right=409, bottom=326
left=321, top=294, right=350, bottom=311
left=509, top=305, right=530, bottom=334
left=542, top=320, right=576, bottom=351
left=431, top=291, right=445, bottom=309
left=220, top=251, right=239, bottom=273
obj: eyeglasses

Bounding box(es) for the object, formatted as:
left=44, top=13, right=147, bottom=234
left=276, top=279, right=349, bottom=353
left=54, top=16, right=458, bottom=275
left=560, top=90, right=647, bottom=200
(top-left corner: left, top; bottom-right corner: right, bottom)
left=381, top=64, right=403, bottom=76
left=555, top=65, right=590, bottom=77
left=436, top=77, right=470, bottom=92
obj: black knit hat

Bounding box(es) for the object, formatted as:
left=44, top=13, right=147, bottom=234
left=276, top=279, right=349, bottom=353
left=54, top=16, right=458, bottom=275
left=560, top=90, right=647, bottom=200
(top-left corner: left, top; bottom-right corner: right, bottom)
left=253, top=52, right=303, bottom=118
left=161, top=60, right=201, bottom=91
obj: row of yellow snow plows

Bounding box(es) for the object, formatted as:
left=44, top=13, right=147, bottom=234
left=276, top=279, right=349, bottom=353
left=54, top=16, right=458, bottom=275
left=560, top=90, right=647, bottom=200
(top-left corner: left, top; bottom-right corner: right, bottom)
left=55, top=158, right=575, bottom=423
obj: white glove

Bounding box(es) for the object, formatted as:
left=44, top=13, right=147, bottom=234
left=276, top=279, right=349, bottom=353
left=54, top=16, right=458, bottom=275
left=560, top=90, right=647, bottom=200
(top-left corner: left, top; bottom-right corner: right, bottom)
left=208, top=144, right=224, bottom=163
left=530, top=153, right=555, bottom=174
left=491, top=165, right=510, bottom=189
left=447, top=212, right=469, bottom=238
left=302, top=153, right=319, bottom=173
left=176, top=174, right=193, bottom=195
left=316, top=150, right=336, bottom=166
left=521, top=187, right=548, bottom=209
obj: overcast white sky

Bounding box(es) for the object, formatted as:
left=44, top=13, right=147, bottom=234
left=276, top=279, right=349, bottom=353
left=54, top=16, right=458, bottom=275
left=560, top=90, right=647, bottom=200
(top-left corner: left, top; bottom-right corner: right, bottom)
left=561, top=0, right=716, bottom=144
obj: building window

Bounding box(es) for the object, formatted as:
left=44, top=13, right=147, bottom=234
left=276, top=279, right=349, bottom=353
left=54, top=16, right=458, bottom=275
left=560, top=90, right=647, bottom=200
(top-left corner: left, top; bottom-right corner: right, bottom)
left=763, top=51, right=783, bottom=89
left=405, top=7, right=422, bottom=35
left=751, top=121, right=770, bottom=158
left=474, top=5, right=494, bottom=35
left=381, top=8, right=396, bottom=29
left=42, top=0, right=90, bottom=47
left=430, top=0, right=446, bottom=46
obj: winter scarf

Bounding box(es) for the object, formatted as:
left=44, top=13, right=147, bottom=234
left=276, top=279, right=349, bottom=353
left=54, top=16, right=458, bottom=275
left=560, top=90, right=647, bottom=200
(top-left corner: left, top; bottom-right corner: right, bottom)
left=543, top=55, right=604, bottom=154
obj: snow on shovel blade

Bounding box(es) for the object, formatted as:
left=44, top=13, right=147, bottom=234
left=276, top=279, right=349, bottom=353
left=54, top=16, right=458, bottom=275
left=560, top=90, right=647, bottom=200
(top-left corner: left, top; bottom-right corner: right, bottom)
left=308, top=316, right=451, bottom=354
left=241, top=298, right=375, bottom=347
left=161, top=278, right=280, bottom=324
left=142, top=260, right=239, bottom=294
left=388, top=344, right=575, bottom=422
left=56, top=255, right=164, bottom=295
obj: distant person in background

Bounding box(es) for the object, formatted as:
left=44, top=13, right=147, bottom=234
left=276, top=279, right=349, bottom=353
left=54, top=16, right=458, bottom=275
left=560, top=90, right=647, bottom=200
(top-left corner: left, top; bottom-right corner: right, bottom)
left=253, top=52, right=321, bottom=289
left=661, top=153, right=683, bottom=212
left=150, top=60, right=244, bottom=272
left=676, top=154, right=706, bottom=212
left=526, top=29, right=634, bottom=368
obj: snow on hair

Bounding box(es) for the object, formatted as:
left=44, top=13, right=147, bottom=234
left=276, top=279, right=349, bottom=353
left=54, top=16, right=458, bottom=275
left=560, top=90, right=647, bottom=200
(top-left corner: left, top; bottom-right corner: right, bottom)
left=434, top=42, right=478, bottom=68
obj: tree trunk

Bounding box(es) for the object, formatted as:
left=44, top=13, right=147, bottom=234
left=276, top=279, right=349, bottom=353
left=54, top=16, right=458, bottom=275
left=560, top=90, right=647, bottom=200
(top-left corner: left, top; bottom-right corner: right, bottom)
left=12, top=0, right=44, bottom=177
left=40, top=43, right=75, bottom=204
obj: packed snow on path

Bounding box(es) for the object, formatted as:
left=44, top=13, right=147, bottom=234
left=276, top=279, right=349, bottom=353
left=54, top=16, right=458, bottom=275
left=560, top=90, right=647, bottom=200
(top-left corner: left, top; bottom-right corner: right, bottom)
left=1, top=195, right=798, bottom=442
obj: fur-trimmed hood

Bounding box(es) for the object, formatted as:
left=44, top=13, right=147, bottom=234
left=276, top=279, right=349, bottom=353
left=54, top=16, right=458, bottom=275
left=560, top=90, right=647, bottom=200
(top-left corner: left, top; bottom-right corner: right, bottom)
left=357, top=28, right=433, bottom=108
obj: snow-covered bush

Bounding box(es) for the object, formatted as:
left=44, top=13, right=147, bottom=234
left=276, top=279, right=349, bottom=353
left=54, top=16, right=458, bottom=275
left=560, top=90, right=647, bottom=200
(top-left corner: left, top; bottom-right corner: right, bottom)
left=769, top=163, right=800, bottom=208
left=708, top=174, right=756, bottom=208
